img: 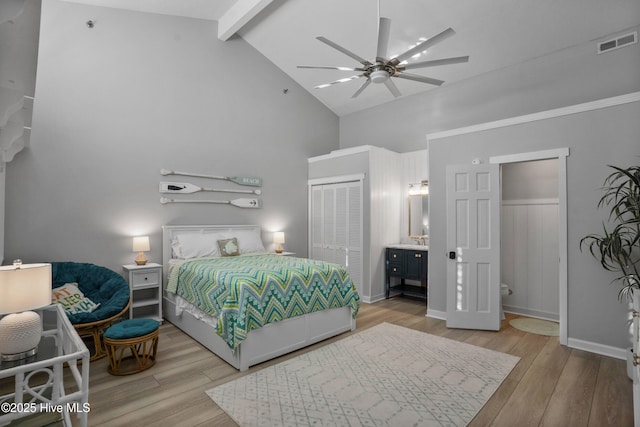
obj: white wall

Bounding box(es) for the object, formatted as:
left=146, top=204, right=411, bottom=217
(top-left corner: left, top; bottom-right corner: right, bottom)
left=428, top=97, right=640, bottom=352
left=501, top=159, right=558, bottom=201
left=0, top=0, right=40, bottom=265
left=339, top=26, right=640, bottom=152
left=4, top=0, right=339, bottom=272
left=501, top=201, right=559, bottom=320
left=335, top=18, right=640, bottom=353
left=0, top=167, right=4, bottom=264
left=400, top=150, right=428, bottom=243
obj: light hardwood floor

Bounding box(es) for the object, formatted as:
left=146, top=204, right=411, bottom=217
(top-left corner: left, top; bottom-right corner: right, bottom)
left=34, top=299, right=639, bottom=426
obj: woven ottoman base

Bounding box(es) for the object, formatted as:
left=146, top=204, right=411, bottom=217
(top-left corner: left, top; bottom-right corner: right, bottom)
left=104, top=319, right=159, bottom=375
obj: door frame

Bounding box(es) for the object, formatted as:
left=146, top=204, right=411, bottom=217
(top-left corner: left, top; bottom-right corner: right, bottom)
left=489, top=148, right=569, bottom=345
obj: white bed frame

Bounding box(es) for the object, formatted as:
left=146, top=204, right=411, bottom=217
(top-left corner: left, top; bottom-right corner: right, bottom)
left=162, top=225, right=356, bottom=371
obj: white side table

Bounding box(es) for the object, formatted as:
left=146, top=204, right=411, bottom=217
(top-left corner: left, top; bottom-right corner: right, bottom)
left=0, top=304, right=90, bottom=427
left=276, top=252, right=296, bottom=256
left=122, top=263, right=163, bottom=322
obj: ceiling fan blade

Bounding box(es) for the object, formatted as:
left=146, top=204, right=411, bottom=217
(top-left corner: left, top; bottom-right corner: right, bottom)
left=297, top=65, right=367, bottom=71
left=391, top=27, right=456, bottom=65
left=395, top=72, right=444, bottom=86
left=402, top=55, right=469, bottom=70
left=384, top=78, right=401, bottom=98
left=351, top=79, right=371, bottom=98
left=314, top=74, right=364, bottom=89
left=376, top=17, right=391, bottom=61
left=316, top=36, right=371, bottom=66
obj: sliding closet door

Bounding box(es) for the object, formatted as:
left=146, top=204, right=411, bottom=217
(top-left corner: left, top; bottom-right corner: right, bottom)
left=344, top=182, right=362, bottom=292
left=334, top=185, right=348, bottom=266
left=322, top=185, right=338, bottom=263
left=310, top=186, right=324, bottom=261
left=309, top=181, right=363, bottom=296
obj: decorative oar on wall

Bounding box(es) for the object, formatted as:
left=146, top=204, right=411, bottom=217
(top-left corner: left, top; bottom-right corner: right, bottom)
left=160, top=169, right=262, bottom=187
left=160, top=197, right=261, bottom=208
left=159, top=182, right=262, bottom=195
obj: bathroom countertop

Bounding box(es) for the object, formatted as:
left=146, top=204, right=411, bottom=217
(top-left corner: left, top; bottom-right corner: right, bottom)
left=386, top=244, right=429, bottom=251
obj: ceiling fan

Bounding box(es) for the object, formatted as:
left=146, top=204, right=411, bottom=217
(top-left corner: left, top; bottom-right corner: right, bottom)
left=297, top=15, right=469, bottom=99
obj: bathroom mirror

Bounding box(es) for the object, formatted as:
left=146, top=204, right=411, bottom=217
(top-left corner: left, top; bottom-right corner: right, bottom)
left=408, top=181, right=429, bottom=239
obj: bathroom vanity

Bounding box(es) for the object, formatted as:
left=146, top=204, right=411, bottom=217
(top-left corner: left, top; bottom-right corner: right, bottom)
left=385, top=245, right=428, bottom=301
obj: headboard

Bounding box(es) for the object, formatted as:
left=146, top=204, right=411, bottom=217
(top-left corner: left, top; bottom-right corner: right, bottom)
left=161, top=224, right=262, bottom=285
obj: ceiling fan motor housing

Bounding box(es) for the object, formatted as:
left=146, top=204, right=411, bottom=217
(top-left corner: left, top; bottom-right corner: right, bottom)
left=370, top=69, right=389, bottom=83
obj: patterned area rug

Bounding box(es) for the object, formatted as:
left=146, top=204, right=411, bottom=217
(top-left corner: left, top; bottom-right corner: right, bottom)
left=509, top=318, right=559, bottom=336
left=206, top=323, right=519, bottom=426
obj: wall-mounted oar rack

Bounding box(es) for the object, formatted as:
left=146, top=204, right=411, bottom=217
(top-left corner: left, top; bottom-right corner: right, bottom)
left=160, top=169, right=262, bottom=187
left=159, top=181, right=262, bottom=195
left=160, top=197, right=261, bottom=208
left=159, top=169, right=263, bottom=208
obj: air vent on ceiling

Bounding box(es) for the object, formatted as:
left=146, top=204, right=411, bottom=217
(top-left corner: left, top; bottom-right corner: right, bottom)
left=597, top=31, right=637, bottom=54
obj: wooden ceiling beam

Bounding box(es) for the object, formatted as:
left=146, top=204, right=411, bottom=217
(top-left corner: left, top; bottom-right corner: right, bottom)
left=218, top=0, right=273, bottom=41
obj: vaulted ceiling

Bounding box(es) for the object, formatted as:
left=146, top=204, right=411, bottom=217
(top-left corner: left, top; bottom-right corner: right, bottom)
left=64, top=0, right=640, bottom=116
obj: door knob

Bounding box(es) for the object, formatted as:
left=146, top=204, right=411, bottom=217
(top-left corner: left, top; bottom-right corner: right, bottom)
left=448, top=251, right=456, bottom=260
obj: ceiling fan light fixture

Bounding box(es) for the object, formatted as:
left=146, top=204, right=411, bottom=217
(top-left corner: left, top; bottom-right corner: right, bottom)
left=370, top=69, right=389, bottom=84
left=299, top=15, right=467, bottom=99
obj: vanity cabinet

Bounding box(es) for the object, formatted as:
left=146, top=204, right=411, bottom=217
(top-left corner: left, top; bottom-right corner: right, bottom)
left=385, top=247, right=428, bottom=301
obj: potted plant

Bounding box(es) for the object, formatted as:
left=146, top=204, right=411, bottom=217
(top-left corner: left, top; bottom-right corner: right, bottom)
left=580, top=163, right=640, bottom=301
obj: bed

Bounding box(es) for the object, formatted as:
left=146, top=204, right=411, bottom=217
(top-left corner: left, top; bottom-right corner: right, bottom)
left=162, top=224, right=360, bottom=371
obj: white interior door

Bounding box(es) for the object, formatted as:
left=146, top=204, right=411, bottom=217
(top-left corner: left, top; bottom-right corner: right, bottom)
left=446, top=164, right=501, bottom=331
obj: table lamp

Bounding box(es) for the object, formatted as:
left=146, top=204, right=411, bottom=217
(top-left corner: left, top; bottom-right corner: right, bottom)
left=133, top=236, right=150, bottom=265
left=0, top=260, right=52, bottom=361
left=273, top=232, right=285, bottom=254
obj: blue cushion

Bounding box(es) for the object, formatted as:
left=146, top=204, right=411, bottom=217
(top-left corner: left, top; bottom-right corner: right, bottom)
left=104, top=319, right=159, bottom=340
left=51, top=262, right=130, bottom=325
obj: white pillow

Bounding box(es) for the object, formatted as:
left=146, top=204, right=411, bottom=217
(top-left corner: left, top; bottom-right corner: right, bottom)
left=171, top=233, right=222, bottom=259
left=171, top=229, right=265, bottom=258
left=232, top=229, right=266, bottom=254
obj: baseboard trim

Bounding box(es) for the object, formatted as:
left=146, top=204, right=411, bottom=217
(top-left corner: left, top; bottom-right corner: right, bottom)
left=361, top=295, right=386, bottom=304
left=426, top=308, right=447, bottom=320
left=502, top=307, right=559, bottom=322
left=567, top=337, right=627, bottom=360
left=427, top=309, right=627, bottom=360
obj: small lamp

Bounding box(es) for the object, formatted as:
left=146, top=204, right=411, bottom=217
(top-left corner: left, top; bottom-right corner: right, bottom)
left=133, top=236, right=150, bottom=265
left=0, top=260, right=52, bottom=361
left=273, top=232, right=285, bottom=254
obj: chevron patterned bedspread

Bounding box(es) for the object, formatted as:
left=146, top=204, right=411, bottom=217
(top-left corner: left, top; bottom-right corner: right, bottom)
left=167, top=254, right=360, bottom=351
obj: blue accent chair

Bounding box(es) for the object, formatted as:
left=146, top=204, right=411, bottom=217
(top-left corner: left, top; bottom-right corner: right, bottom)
left=51, top=262, right=130, bottom=361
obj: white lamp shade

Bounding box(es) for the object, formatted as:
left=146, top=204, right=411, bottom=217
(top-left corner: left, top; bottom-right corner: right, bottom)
left=273, top=232, right=285, bottom=244
left=132, top=236, right=150, bottom=252
left=0, top=263, right=52, bottom=314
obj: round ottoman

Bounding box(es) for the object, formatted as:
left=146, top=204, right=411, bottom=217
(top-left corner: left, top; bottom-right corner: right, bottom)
left=104, top=319, right=159, bottom=375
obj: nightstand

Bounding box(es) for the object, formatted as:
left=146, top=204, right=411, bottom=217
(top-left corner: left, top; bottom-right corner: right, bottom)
left=122, top=263, right=163, bottom=322
left=276, top=252, right=296, bottom=256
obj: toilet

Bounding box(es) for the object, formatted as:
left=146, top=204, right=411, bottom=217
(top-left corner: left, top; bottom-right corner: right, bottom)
left=500, top=283, right=512, bottom=321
